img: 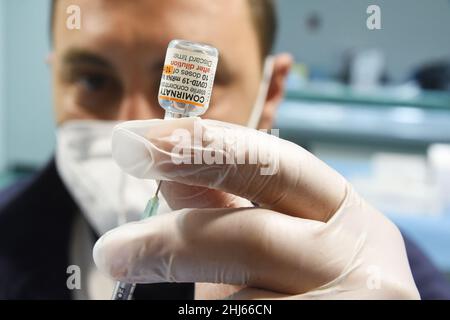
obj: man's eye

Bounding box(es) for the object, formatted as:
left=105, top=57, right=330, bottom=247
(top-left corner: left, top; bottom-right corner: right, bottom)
left=65, top=69, right=123, bottom=116
left=77, top=74, right=109, bottom=91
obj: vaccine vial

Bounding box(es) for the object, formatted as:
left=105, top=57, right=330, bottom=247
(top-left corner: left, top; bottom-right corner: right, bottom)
left=158, top=40, right=219, bottom=118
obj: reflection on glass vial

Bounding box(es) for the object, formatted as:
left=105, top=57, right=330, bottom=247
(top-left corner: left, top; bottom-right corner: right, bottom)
left=158, top=39, right=219, bottom=117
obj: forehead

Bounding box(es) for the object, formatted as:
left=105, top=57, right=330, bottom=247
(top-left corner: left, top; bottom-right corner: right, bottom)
left=54, top=0, right=258, bottom=59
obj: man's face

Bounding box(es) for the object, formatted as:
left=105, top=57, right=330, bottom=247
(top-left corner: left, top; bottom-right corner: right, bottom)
left=52, top=0, right=279, bottom=127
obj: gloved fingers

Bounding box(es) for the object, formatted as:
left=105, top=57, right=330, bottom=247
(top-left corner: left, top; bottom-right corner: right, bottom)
left=160, top=181, right=253, bottom=210
left=112, top=118, right=347, bottom=221
left=195, top=283, right=246, bottom=300
left=225, top=287, right=405, bottom=300
left=94, top=205, right=357, bottom=295
left=224, top=287, right=288, bottom=300
left=94, top=184, right=420, bottom=299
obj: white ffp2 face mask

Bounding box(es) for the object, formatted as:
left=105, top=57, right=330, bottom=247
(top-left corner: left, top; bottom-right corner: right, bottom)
left=246, top=56, right=275, bottom=129
left=55, top=120, right=171, bottom=236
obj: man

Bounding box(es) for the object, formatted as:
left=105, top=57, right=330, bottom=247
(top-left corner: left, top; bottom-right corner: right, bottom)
left=0, top=0, right=449, bottom=299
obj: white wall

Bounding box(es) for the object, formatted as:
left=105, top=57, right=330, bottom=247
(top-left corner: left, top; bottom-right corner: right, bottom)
left=0, top=0, right=6, bottom=172
left=275, top=0, right=450, bottom=82
left=4, top=0, right=54, bottom=168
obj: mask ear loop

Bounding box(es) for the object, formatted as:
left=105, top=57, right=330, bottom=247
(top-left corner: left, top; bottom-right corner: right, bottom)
left=246, top=55, right=275, bottom=129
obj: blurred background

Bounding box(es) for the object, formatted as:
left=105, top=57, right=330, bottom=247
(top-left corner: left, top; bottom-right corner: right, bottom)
left=0, top=0, right=449, bottom=278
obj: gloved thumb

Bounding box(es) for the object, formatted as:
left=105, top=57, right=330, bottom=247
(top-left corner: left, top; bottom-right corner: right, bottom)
left=112, top=118, right=347, bottom=222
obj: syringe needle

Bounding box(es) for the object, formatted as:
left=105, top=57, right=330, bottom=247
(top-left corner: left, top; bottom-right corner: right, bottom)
left=155, top=180, right=162, bottom=197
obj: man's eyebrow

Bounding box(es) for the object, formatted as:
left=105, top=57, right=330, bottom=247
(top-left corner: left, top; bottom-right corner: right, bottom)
left=62, top=49, right=114, bottom=69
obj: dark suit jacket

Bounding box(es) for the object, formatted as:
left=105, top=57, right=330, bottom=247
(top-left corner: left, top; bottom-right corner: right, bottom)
left=0, top=160, right=449, bottom=299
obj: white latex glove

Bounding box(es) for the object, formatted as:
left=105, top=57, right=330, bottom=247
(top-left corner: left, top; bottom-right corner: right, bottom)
left=93, top=118, right=420, bottom=299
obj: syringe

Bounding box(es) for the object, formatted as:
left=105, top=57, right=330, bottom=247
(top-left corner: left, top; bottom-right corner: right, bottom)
left=111, top=39, right=219, bottom=300
left=110, top=182, right=161, bottom=300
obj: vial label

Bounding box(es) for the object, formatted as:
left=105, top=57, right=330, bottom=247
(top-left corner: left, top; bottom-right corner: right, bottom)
left=159, top=48, right=218, bottom=110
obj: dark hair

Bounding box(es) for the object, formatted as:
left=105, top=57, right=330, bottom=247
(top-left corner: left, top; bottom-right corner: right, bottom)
left=248, top=0, right=278, bottom=57
left=50, top=0, right=277, bottom=57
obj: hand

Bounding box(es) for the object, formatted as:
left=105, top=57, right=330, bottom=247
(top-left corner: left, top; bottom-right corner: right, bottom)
left=93, top=117, right=419, bottom=299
